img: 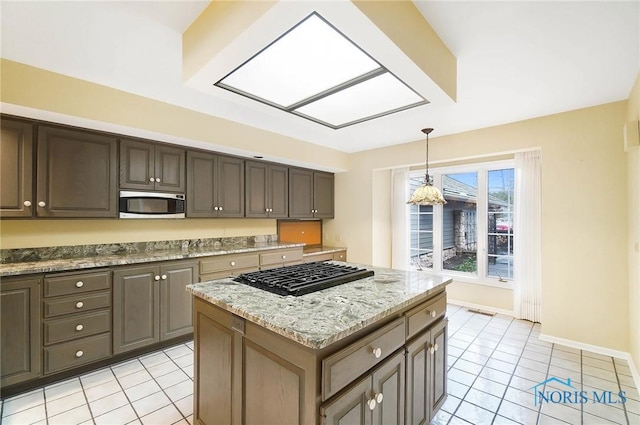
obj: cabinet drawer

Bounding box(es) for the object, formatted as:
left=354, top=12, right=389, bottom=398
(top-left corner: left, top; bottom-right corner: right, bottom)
left=200, top=267, right=258, bottom=282
left=44, top=310, right=111, bottom=345
left=43, top=333, right=111, bottom=375
left=44, top=270, right=111, bottom=297
left=303, top=253, right=334, bottom=263
left=322, top=317, right=405, bottom=401
left=332, top=251, right=347, bottom=261
left=200, top=254, right=259, bottom=274
left=43, top=291, right=111, bottom=318
left=406, top=292, right=447, bottom=340
left=260, top=249, right=303, bottom=266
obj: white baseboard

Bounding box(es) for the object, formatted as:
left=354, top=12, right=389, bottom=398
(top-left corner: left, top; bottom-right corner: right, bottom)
left=447, top=299, right=514, bottom=317
left=539, top=333, right=640, bottom=394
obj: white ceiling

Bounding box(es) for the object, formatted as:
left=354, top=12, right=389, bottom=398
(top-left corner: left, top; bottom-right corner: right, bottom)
left=1, top=1, right=638, bottom=154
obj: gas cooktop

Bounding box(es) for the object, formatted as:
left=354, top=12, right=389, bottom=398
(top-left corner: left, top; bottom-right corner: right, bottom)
left=232, top=261, right=374, bottom=296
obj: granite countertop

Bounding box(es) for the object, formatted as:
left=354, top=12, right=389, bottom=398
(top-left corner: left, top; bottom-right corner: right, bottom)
left=0, top=241, right=305, bottom=277
left=187, top=263, right=451, bottom=350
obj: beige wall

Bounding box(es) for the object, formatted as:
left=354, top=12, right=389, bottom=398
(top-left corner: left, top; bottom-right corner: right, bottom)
left=326, top=101, right=630, bottom=352
left=627, top=72, right=640, bottom=372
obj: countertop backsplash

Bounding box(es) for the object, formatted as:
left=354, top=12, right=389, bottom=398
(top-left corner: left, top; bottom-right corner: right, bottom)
left=1, top=235, right=279, bottom=264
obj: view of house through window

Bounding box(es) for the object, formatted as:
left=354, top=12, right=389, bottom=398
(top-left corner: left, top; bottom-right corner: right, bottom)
left=408, top=163, right=515, bottom=283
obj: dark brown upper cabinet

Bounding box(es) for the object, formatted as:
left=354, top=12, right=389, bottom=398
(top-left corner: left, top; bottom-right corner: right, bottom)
left=245, top=161, right=288, bottom=218
left=289, top=168, right=334, bottom=219
left=1, top=118, right=34, bottom=217
left=186, top=151, right=244, bottom=218
left=120, top=138, right=185, bottom=193
left=37, top=126, right=118, bottom=218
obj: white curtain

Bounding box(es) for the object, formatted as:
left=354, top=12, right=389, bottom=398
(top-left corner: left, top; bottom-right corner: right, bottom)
left=514, top=150, right=542, bottom=322
left=391, top=168, right=410, bottom=270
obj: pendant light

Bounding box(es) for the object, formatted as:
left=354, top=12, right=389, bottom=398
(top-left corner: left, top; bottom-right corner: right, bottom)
left=407, top=128, right=447, bottom=205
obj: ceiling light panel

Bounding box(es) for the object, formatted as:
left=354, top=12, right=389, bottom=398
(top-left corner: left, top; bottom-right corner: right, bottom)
left=215, top=12, right=428, bottom=129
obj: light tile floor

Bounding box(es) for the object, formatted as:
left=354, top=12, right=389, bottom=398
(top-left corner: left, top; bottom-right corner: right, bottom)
left=1, top=305, right=638, bottom=425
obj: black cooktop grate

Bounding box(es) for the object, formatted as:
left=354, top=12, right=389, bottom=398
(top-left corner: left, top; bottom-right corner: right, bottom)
left=232, top=261, right=374, bottom=296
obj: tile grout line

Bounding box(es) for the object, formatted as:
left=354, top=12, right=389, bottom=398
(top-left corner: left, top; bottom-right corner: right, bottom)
left=447, top=310, right=516, bottom=424
left=580, top=348, right=584, bottom=424
left=612, top=358, right=631, bottom=425
left=490, top=320, right=538, bottom=425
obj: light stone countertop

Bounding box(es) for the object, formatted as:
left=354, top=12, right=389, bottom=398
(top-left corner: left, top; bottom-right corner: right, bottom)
left=0, top=241, right=305, bottom=277
left=187, top=263, right=451, bottom=350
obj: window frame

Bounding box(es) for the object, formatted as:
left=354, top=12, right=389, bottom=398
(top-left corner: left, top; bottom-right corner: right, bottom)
left=408, top=159, right=515, bottom=289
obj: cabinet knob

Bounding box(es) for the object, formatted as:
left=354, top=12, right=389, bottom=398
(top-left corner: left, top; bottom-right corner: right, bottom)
left=75, top=350, right=84, bottom=358
left=269, top=208, right=273, bottom=212
left=161, top=274, right=167, bottom=280
left=155, top=178, right=161, bottom=183
left=230, top=261, right=236, bottom=267
left=214, top=206, right=219, bottom=211
left=75, top=324, right=84, bottom=331
left=375, top=393, right=384, bottom=403
left=434, top=343, right=439, bottom=352
left=430, top=310, right=437, bottom=318
left=219, top=206, right=223, bottom=211
left=38, top=201, right=46, bottom=207
left=429, top=344, right=436, bottom=354
left=367, top=399, right=377, bottom=411
left=154, top=275, right=160, bottom=281
left=372, top=347, right=382, bottom=358
left=149, top=177, right=155, bottom=182
left=75, top=301, right=84, bottom=309
left=282, top=255, right=286, bottom=260
left=75, top=281, right=84, bottom=288
left=23, top=200, right=32, bottom=207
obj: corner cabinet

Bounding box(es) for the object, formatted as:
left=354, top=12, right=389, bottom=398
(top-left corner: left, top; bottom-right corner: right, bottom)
left=186, top=151, right=244, bottom=218
left=289, top=168, right=334, bottom=219
left=120, top=138, right=185, bottom=193
left=245, top=161, right=288, bottom=218
left=113, top=260, right=198, bottom=354
left=1, top=276, right=42, bottom=387
left=0, top=118, right=34, bottom=217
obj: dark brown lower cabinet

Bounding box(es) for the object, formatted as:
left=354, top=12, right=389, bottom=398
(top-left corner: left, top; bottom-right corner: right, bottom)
left=0, top=276, right=42, bottom=386
left=114, top=260, right=197, bottom=354
left=406, top=318, right=448, bottom=425
left=321, top=350, right=405, bottom=425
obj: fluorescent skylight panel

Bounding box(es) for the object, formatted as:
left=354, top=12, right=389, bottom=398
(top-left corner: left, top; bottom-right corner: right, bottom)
left=218, top=14, right=380, bottom=108
left=294, top=73, right=424, bottom=127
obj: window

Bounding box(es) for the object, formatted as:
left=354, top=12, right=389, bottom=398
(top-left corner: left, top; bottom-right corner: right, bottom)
left=408, top=162, right=515, bottom=284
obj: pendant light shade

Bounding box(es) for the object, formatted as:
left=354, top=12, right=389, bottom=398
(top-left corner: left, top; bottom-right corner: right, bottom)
left=407, top=128, right=446, bottom=205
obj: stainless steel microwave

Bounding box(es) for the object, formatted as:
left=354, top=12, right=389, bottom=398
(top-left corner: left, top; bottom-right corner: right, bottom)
left=119, top=190, right=185, bottom=219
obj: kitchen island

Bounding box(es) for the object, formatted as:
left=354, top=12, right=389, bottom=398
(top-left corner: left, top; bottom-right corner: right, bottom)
left=187, top=262, right=451, bottom=425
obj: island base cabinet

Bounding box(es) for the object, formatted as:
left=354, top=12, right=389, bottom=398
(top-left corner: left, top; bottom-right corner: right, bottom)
left=406, top=318, right=448, bottom=425
left=320, top=350, right=405, bottom=425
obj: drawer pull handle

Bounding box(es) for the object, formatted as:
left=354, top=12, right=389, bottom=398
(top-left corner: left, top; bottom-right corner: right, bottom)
left=75, top=302, right=84, bottom=309
left=230, top=261, right=236, bottom=267
left=367, top=399, right=376, bottom=411
left=76, top=281, right=84, bottom=288
left=430, top=310, right=437, bottom=318
left=375, top=393, right=384, bottom=403
left=75, top=324, right=84, bottom=331
left=372, top=347, right=382, bottom=358
left=75, top=350, right=84, bottom=358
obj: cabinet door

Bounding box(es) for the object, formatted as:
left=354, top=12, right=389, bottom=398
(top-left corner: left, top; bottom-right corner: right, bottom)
left=1, top=119, right=34, bottom=217
left=268, top=164, right=288, bottom=218
left=119, top=138, right=155, bottom=191
left=155, top=145, right=185, bottom=192
left=37, top=126, right=118, bottom=217
left=1, top=276, right=42, bottom=386
left=160, top=261, right=197, bottom=341
left=405, top=329, right=430, bottom=425
left=245, top=161, right=268, bottom=218
left=186, top=150, right=216, bottom=217
left=216, top=155, right=244, bottom=217
left=289, top=168, right=314, bottom=218
left=314, top=172, right=334, bottom=218
left=429, top=319, right=448, bottom=421
left=320, top=375, right=372, bottom=425
left=371, top=350, right=405, bottom=425
left=113, top=265, right=159, bottom=354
